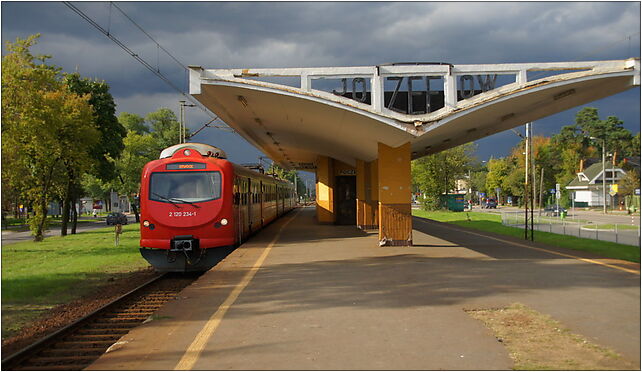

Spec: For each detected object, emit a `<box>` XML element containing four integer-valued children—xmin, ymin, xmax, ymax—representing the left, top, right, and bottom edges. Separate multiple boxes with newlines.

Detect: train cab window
<box><xmin>150</xmin><ymin>171</ymin><xmax>221</xmax><ymax>203</ymax></box>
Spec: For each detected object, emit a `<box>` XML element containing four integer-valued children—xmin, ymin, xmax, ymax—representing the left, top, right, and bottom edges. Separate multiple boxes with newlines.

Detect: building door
<box><xmin>335</xmin><ymin>176</ymin><xmax>356</xmax><ymax>225</ymax></box>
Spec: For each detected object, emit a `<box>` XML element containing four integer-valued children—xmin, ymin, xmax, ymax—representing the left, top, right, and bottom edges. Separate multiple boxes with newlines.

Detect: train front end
<box><xmin>139</xmin><ymin>143</ymin><xmax>234</xmax><ymax>272</ymax></box>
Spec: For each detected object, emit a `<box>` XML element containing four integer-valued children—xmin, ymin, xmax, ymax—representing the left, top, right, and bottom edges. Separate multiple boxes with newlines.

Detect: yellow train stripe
<box><xmin>175</xmin><ymin>209</ymin><xmax>301</xmax><ymax>370</ymax></box>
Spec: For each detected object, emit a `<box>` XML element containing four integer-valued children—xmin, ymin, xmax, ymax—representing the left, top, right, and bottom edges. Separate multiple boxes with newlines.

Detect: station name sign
<box><xmin>333</xmin><ymin>75</ymin><xmax>497</xmax><ymax>115</ymax></box>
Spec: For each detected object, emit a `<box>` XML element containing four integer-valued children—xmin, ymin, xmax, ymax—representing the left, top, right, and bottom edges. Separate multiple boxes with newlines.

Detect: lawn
<box><xmin>1</xmin><ymin>224</ymin><xmax>149</xmax><ymax>338</ymax></box>
<box><xmin>412</xmin><ymin>210</ymin><xmax>640</xmax><ymax>263</ymax></box>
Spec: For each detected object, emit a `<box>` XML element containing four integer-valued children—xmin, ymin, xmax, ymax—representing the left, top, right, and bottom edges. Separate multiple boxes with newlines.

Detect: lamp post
<box><xmin>590</xmin><ymin>136</ymin><xmax>607</xmax><ymax>214</ymax></box>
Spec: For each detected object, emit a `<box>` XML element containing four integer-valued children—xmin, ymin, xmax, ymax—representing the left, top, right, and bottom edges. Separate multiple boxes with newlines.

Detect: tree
<box><xmin>114</xmin><ymin>115</ymin><xmax>161</xmax><ymax>222</ymax></box>
<box><xmin>146</xmin><ymin>108</ymin><xmax>185</xmax><ymax>151</ymax></box>
<box><xmin>485</xmin><ymin>157</ymin><xmax>512</xmax><ymax>201</ymax></box>
<box><xmin>119</xmin><ymin>112</ymin><xmax>149</xmax><ymax>135</ymax></box>
<box><xmin>2</xmin><ymin>35</ymin><xmax>98</xmax><ymax>241</ymax></box>
<box><xmin>412</xmin><ymin>143</ymin><xmax>475</xmax><ymax>210</ymax></box>
<box><xmin>267</xmin><ymin>163</ymin><xmax>306</xmax><ymax>197</ymax></box>
<box><xmin>60</xmin><ymin>74</ymin><xmax>125</xmax><ymax>234</ymax></box>
<box><xmin>619</xmin><ymin>169</ymin><xmax>640</xmax><ymax>197</ymax></box>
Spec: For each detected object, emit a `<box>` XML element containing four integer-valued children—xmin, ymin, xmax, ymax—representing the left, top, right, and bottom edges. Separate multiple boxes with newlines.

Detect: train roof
<box><xmin>159</xmin><ymin>143</ymin><xmax>227</xmax><ymax>159</ymax></box>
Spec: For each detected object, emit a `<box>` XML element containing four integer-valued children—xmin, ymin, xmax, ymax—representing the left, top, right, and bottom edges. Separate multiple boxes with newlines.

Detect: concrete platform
<box><xmin>88</xmin><ymin>206</ymin><xmax>640</xmax><ymax>370</ymax></box>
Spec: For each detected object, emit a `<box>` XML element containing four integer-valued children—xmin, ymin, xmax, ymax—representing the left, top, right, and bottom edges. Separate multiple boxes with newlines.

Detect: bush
<box><xmin>421</xmin><ymin>195</ymin><xmax>443</xmax><ymax>211</ymax></box>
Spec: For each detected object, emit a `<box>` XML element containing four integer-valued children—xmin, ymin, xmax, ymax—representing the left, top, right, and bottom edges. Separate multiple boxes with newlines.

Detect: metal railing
<box><xmin>501</xmin><ymin>211</ymin><xmax>640</xmax><ymax>246</ymax></box>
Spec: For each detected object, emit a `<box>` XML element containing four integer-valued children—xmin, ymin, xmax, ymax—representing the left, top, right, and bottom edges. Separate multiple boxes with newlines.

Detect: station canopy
<box><xmin>189</xmin><ymin>59</ymin><xmax>639</xmax><ymax>169</ymax></box>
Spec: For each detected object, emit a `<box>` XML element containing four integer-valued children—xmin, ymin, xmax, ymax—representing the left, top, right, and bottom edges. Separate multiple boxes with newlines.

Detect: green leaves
<box><xmin>2</xmin><ymin>35</ymin><xmax>99</xmax><ymax>240</ymax></box>
<box><xmin>412</xmin><ymin>143</ymin><xmax>476</xmax><ymax>210</ymax></box>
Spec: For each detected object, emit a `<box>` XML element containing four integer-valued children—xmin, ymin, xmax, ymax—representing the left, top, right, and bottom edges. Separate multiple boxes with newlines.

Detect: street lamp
<box><xmin>590</xmin><ymin>136</ymin><xmax>607</xmax><ymax>214</ymax></box>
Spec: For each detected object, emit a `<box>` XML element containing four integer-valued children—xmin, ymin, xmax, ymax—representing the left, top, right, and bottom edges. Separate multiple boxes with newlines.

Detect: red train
<box><xmin>139</xmin><ymin>143</ymin><xmax>296</xmax><ymax>272</ymax></box>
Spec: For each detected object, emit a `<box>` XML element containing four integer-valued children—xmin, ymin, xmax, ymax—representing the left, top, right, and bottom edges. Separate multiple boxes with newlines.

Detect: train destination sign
<box><xmin>166</xmin><ymin>162</ymin><xmax>207</xmax><ymax>170</ymax></box>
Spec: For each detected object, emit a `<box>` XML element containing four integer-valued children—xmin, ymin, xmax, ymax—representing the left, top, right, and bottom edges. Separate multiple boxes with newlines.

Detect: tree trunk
<box><xmin>34</xmin><ymin>198</ymin><xmax>48</xmax><ymax>242</ymax></box>
<box><xmin>33</xmin><ymin>162</ymin><xmax>57</xmax><ymax>242</ymax></box>
<box><xmin>71</xmin><ymin>199</ymin><xmax>78</xmax><ymax>234</ymax></box>
<box><xmin>130</xmin><ymin>197</ymin><xmax>140</xmax><ymax>223</ymax></box>
<box><xmin>61</xmin><ymin>193</ymin><xmax>70</xmax><ymax>237</ymax></box>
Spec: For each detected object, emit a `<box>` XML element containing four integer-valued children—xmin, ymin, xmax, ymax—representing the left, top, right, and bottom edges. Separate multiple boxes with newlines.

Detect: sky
<box><xmin>2</xmin><ymin>1</ymin><xmax>640</xmax><ymax>180</ymax></box>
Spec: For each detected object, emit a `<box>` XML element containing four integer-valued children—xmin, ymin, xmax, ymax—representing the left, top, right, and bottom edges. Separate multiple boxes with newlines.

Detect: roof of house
<box><xmin>566</xmin><ymin>161</ymin><xmax>624</xmax><ymax>188</ymax></box>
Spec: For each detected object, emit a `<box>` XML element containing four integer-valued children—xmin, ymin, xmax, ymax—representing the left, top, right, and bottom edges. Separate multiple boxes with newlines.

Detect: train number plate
<box><xmin>169</xmin><ymin>211</ymin><xmax>197</xmax><ymax>217</ymax></box>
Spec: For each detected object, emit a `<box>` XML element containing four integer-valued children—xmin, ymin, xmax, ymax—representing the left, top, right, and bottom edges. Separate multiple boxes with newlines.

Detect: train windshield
<box><xmin>149</xmin><ymin>171</ymin><xmax>221</xmax><ymax>203</ymax></box>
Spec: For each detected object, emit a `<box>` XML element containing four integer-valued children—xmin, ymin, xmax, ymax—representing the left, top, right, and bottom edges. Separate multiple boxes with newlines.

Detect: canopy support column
<box><xmin>315</xmin><ymin>155</ymin><xmax>335</xmax><ymax>223</ymax></box>
<box><xmin>377</xmin><ymin>142</ymin><xmax>412</xmax><ymax>246</ymax></box>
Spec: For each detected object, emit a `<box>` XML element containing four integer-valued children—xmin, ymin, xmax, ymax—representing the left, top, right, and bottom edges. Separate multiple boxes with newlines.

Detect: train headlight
<box><xmin>143</xmin><ymin>220</ymin><xmax>150</xmax><ymax>227</ymax></box>
<box><xmin>220</xmin><ymin>218</ymin><xmax>228</xmax><ymax>226</ymax></box>
<box><xmin>183</xmin><ymin>149</ymin><xmax>191</xmax><ymax>156</ymax></box>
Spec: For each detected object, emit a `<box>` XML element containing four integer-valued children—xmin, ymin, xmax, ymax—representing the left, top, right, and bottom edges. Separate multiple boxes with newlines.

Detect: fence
<box><xmin>501</xmin><ymin>211</ymin><xmax>640</xmax><ymax>246</ymax></box>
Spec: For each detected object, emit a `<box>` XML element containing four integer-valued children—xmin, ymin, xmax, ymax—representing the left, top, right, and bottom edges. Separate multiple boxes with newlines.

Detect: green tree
<box><xmin>485</xmin><ymin>157</ymin><xmax>512</xmax><ymax>201</ymax></box>
<box><xmin>146</xmin><ymin>108</ymin><xmax>185</xmax><ymax>151</ymax></box>
<box><xmin>267</xmin><ymin>163</ymin><xmax>305</xmax><ymax>197</ymax></box>
<box><xmin>61</xmin><ymin>74</ymin><xmax>125</xmax><ymax>234</ymax></box>
<box><xmin>114</xmin><ymin>120</ymin><xmax>161</xmax><ymax>222</ymax></box>
<box><xmin>119</xmin><ymin>112</ymin><xmax>149</xmax><ymax>135</ymax></box>
<box><xmin>619</xmin><ymin>169</ymin><xmax>640</xmax><ymax>197</ymax></box>
<box><xmin>2</xmin><ymin>35</ymin><xmax>98</xmax><ymax>241</ymax></box>
<box><xmin>412</xmin><ymin>143</ymin><xmax>475</xmax><ymax>210</ymax></box>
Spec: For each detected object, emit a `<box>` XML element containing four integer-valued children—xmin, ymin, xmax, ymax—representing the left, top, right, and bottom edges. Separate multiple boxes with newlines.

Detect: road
<box><xmin>474</xmin><ymin>205</ymin><xmax>640</xmax><ymax>226</ymax></box>
<box><xmin>1</xmin><ymin>215</ymin><xmax>137</xmax><ymax>245</ymax></box>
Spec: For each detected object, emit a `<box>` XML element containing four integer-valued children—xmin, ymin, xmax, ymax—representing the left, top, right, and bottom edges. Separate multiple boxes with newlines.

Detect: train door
<box><xmin>233</xmin><ymin>177</ymin><xmax>242</xmax><ymax>245</ymax></box>
<box><xmin>247</xmin><ymin>177</ymin><xmax>254</xmax><ymax>235</ymax></box>
<box><xmin>335</xmin><ymin>176</ymin><xmax>356</xmax><ymax>225</ymax></box>
<box><xmin>258</xmin><ymin>181</ymin><xmax>265</xmax><ymax>228</ymax></box>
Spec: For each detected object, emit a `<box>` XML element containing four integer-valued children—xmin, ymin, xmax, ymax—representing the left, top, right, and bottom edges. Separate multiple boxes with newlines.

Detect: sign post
<box><xmin>555</xmin><ymin>183</ymin><xmax>562</xmax><ymax>213</ymax></box>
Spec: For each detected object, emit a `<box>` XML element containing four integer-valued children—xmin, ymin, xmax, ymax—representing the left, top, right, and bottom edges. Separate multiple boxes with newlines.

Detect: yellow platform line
<box><xmin>415</xmin><ymin>218</ymin><xmax>640</xmax><ymax>275</ymax></box>
<box><xmin>175</xmin><ymin>209</ymin><xmax>301</xmax><ymax>370</ymax></box>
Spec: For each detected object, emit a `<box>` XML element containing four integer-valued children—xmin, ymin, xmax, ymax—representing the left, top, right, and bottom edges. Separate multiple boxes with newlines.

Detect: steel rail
<box><xmin>1</xmin><ymin>273</ymin><xmax>167</xmax><ymax>369</ymax></box>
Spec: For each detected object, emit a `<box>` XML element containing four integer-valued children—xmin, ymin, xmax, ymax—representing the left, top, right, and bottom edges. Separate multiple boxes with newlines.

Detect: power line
<box><xmin>62</xmin><ymin>1</ymin><xmax>235</xmax><ymax>134</ymax></box>
<box><xmin>110</xmin><ymin>2</ymin><xmax>185</xmax><ymax>72</ymax></box>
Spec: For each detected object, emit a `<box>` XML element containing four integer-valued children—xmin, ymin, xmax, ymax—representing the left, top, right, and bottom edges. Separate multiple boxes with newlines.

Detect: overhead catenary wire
<box><xmin>62</xmin><ymin>1</ymin><xmax>235</xmax><ymax>135</ymax></box>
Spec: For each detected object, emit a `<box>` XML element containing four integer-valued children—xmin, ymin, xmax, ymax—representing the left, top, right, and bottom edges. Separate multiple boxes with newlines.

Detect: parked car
<box><xmin>106</xmin><ymin>212</ymin><xmax>128</xmax><ymax>225</ymax></box>
<box><xmin>484</xmin><ymin>199</ymin><xmax>497</xmax><ymax>209</ymax></box>
<box><xmin>544</xmin><ymin>206</ymin><xmax>567</xmax><ymax>217</ymax></box>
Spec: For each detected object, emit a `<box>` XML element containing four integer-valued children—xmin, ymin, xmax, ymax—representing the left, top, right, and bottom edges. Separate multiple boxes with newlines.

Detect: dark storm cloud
<box><xmin>2</xmin><ymin>1</ymin><xmax>640</xmax><ymax>164</ymax></box>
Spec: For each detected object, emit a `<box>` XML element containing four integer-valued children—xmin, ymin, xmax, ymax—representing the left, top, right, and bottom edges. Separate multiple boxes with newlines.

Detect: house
<box><xmin>565</xmin><ymin>161</ymin><xmax>626</xmax><ymax>207</ymax></box>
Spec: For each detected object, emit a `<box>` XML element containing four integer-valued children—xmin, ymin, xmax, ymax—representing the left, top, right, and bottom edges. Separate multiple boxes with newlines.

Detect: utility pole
<box><xmin>524</xmin><ymin>122</ymin><xmax>532</xmax><ymax>240</ymax></box>
<box><xmin>590</xmin><ymin>137</ymin><xmax>607</xmax><ymax>214</ymax></box>
<box><xmin>179</xmin><ymin>100</ymin><xmax>196</xmax><ymax>143</ymax></box>
<box><xmin>589</xmin><ymin>137</ymin><xmax>607</xmax><ymax>214</ymax></box>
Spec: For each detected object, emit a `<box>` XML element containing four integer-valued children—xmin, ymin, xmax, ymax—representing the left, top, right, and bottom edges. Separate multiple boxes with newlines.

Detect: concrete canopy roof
<box><xmin>189</xmin><ymin>59</ymin><xmax>639</xmax><ymax>170</ymax></box>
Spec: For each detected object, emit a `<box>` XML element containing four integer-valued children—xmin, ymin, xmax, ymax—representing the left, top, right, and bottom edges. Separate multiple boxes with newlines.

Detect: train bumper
<box><xmin>140</xmin><ymin>246</ymin><xmax>234</xmax><ymax>272</ymax></box>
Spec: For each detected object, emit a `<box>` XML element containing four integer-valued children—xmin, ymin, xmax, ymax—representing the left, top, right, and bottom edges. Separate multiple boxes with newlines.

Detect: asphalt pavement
<box><xmin>88</xmin><ymin>207</ymin><xmax>639</xmax><ymax>370</ymax></box>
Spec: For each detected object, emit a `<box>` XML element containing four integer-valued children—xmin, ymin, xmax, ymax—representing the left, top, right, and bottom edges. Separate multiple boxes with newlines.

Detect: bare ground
<box><xmin>2</xmin><ymin>267</ymin><xmax>159</xmax><ymax>358</ymax></box>
<box><xmin>466</xmin><ymin>303</ymin><xmax>638</xmax><ymax>370</ymax></box>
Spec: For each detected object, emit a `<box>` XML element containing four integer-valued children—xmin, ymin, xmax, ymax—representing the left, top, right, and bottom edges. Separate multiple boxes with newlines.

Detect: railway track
<box><xmin>2</xmin><ymin>272</ymin><xmax>202</xmax><ymax>371</ymax></box>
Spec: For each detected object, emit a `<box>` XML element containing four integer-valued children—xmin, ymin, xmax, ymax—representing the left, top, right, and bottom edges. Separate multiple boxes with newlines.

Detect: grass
<box><xmin>2</xmin><ymin>216</ymin><xmax>102</xmax><ymax>230</ymax></box>
<box><xmin>412</xmin><ymin>210</ymin><xmax>640</xmax><ymax>263</ymax></box>
<box><xmin>1</xmin><ymin>224</ymin><xmax>149</xmax><ymax>338</ymax></box>
<box><xmin>581</xmin><ymin>224</ymin><xmax>638</xmax><ymax>230</ymax></box>
<box><xmin>466</xmin><ymin>303</ymin><xmax>635</xmax><ymax>370</ymax></box>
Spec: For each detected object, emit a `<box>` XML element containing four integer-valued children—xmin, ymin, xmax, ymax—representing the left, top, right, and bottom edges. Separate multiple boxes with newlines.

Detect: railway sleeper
<box><xmin>65</xmin><ymin>334</ymin><xmax>122</xmax><ymax>341</ymax></box>
<box><xmin>53</xmin><ymin>340</ymin><xmax>116</xmax><ymax>348</ymax></box>
<box><xmin>26</xmin><ymin>355</ymin><xmax>98</xmax><ymax>364</ymax></box>
<box><xmin>103</xmin><ymin>316</ymin><xmax>149</xmax><ymax>321</ymax></box>
<box><xmin>40</xmin><ymin>347</ymin><xmax>105</xmax><ymax>357</ymax></box>
<box><xmin>91</xmin><ymin>321</ymin><xmax>141</xmax><ymax>327</ymax></box>
<box><xmin>125</xmin><ymin>305</ymin><xmax>163</xmax><ymax>311</ymax></box>
<box><xmin>17</xmin><ymin>364</ymin><xmax>87</xmax><ymax>370</ymax></box>
<box><xmin>105</xmin><ymin>310</ymin><xmax>156</xmax><ymax>315</ymax></box>
<box><xmin>75</xmin><ymin>328</ymin><xmax>129</xmax><ymax>335</ymax></box>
